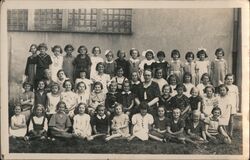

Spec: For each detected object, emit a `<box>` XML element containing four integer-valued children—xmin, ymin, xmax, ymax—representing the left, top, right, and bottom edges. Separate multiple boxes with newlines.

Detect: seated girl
<box><xmin>9</xmin><ymin>105</ymin><xmax>27</xmax><ymax>140</ymax></box>
<box><xmin>105</xmin><ymin>103</ymin><xmax>130</xmax><ymax>141</ymax></box>
<box><xmin>48</xmin><ymin>101</ymin><xmax>73</xmax><ymax>139</ymax></box>
<box><xmin>204</xmin><ymin>107</ymin><xmax>231</xmax><ymax>144</ymax></box>
<box><xmin>27</xmin><ymin>104</ymin><xmax>48</xmax><ymax>140</ymax></box>
<box><xmin>149</xmin><ymin>106</ymin><xmax>168</xmax><ymax>142</ymax></box>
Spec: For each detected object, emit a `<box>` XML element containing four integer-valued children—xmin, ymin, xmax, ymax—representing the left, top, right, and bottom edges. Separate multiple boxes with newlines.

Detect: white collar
<box><xmin>130</xmin><ymin>58</ymin><xmax>140</xmax><ymax>63</ymax></box>
<box><xmin>97</xmin><ymin>114</ymin><xmax>106</xmax><ymax>119</ymax></box>
<box><xmin>122</xmin><ymin>91</ymin><xmax>131</xmax><ymax>95</ymax></box>
<box><xmin>171</xmin><ymin>59</ymin><xmax>180</xmax><ymax>63</ymax></box>
<box><xmin>131</xmin><ymin>81</ymin><xmax>140</xmax><ymax>85</ymax></box>
<box><xmin>215</xmin><ymin>58</ymin><xmax>224</xmax><ymax>61</ymax></box>
<box><xmin>105</xmin><ymin>60</ymin><xmax>114</xmax><ymax>64</ymax></box>
<box><xmin>143</xmin><ymin>80</ymin><xmax>152</xmax><ymax>88</ymax></box>
<box><xmin>156</xmin><ymin>60</ymin><xmax>165</xmax><ymax>63</ymax></box>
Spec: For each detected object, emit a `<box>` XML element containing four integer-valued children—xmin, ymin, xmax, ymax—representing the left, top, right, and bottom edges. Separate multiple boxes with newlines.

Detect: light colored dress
<box><xmin>211</xmin><ymin>58</ymin><xmax>227</xmax><ymax>87</ymax></box>
<box><xmin>90</xmin><ymin>56</ymin><xmax>104</xmax><ymax>79</ymax></box>
<box><xmin>56</xmin><ymin>77</ymin><xmax>69</xmax><ymax>93</ymax></box>
<box><xmin>75</xmin><ymin>78</ymin><xmax>93</xmax><ymax>96</ymax></box>
<box><xmin>196</xmin><ymin>60</ymin><xmax>210</xmax><ymax>83</ymax></box>
<box><xmin>153</xmin><ymin>78</ymin><xmax>168</xmax><ymax>93</ymax></box>
<box><xmin>202</xmin><ymin>95</ymin><xmax>219</xmax><ymax>118</ymax></box>
<box><xmin>51</xmin><ymin>55</ymin><xmax>63</xmax><ymax>81</ymax></box>
<box><xmin>76</xmin><ymin>91</ymin><xmax>90</xmax><ymax>106</ymax></box>
<box><xmin>9</xmin><ymin>114</ymin><xmax>27</xmax><ymax>137</ymax></box>
<box><xmin>217</xmin><ymin>95</ymin><xmax>233</xmax><ymax>126</ymax></box>
<box><xmin>170</xmin><ymin>60</ymin><xmax>183</xmax><ymax>81</ymax></box>
<box><xmin>183</xmin><ymin>61</ymin><xmax>198</xmax><ymax>85</ymax></box>
<box><xmin>170</xmin><ymin>84</ymin><xmax>177</xmax><ymax>97</ymax></box>
<box><xmin>226</xmin><ymin>84</ymin><xmax>239</xmax><ymax>113</ymax></box>
<box><xmin>89</xmin><ymin>91</ymin><xmax>106</xmax><ymax>111</ymax></box>
<box><xmin>61</xmin><ymin>91</ymin><xmax>77</xmax><ymax>116</ymax></box>
<box><xmin>183</xmin><ymin>83</ymin><xmax>195</xmax><ymax>97</ymax></box>
<box><xmin>73</xmin><ymin>114</ymin><xmax>92</xmax><ymax>138</ymax></box>
<box><xmin>111</xmin><ymin>113</ymin><xmax>130</xmax><ymax>137</ymax></box>
<box><xmin>129</xmin><ymin>58</ymin><xmax>140</xmax><ymax>75</ymax></box>
<box><xmin>132</xmin><ymin>113</ymin><xmax>154</xmax><ymax>141</ymax></box>
<box><xmin>139</xmin><ymin>59</ymin><xmax>155</xmax><ymax>81</ymax></box>
<box><xmin>47</xmin><ymin>93</ymin><xmax>61</xmax><ymax>115</ymax></box>
<box><xmin>19</xmin><ymin>91</ymin><xmax>34</xmax><ymax>122</ymax></box>
<box><xmin>91</xmin><ymin>73</ymin><xmax>110</xmax><ymax>93</ymax></box>
<box><xmin>196</xmin><ymin>83</ymin><xmax>211</xmax><ymax>96</ymax></box>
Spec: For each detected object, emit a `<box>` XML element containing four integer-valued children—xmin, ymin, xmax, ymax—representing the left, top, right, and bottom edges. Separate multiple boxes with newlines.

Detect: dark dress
<box><xmin>34</xmin><ymin>91</ymin><xmax>48</xmax><ymax>112</ymax></box>
<box><xmin>25</xmin><ymin>54</ymin><xmax>37</xmax><ymax>86</ymax></box>
<box><xmin>130</xmin><ymin>81</ymin><xmax>141</xmax><ymax>94</ymax></box>
<box><xmin>34</xmin><ymin>54</ymin><xmax>52</xmax><ymax>84</ymax></box>
<box><xmin>117</xmin><ymin>91</ymin><xmax>136</xmax><ymax>113</ymax></box>
<box><xmin>170</xmin><ymin>94</ymin><xmax>190</xmax><ymax>119</ymax></box>
<box><xmin>73</xmin><ymin>54</ymin><xmax>92</xmax><ymax>80</ymax></box>
<box><xmin>158</xmin><ymin>95</ymin><xmax>172</xmax><ymax>118</ymax></box>
<box><xmin>135</xmin><ymin>81</ymin><xmax>161</xmax><ymax>115</ymax></box>
<box><xmin>152</xmin><ymin>61</ymin><xmax>170</xmax><ymax>79</ymax></box>
<box><xmin>189</xmin><ymin>96</ymin><xmax>203</xmax><ymax>111</ymax></box>
<box><xmin>115</xmin><ymin>58</ymin><xmax>130</xmax><ymax>78</ymax></box>
<box><xmin>91</xmin><ymin>115</ymin><xmax>110</xmax><ymax>134</ymax></box>
<box><xmin>105</xmin><ymin>92</ymin><xmax>119</xmax><ymax>115</ymax></box>
<box><xmin>185</xmin><ymin>120</ymin><xmax>205</xmax><ymax>137</ymax></box>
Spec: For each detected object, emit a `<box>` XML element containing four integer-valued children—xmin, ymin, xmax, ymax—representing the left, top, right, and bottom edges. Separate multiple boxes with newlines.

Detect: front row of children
<box><xmin>9</xmin><ymin>100</ymin><xmax>231</xmax><ymax>145</ymax></box>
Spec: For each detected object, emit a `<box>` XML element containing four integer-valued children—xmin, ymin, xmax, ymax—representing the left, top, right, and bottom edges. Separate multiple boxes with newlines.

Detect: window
<box><xmin>7</xmin><ymin>9</ymin><xmax>132</xmax><ymax>34</ymax></box>
<box><xmin>7</xmin><ymin>9</ymin><xmax>28</xmax><ymax>31</ymax></box>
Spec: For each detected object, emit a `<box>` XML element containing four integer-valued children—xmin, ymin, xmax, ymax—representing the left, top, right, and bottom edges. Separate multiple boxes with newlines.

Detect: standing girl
<box><xmin>167</xmin><ymin>74</ymin><xmax>179</xmax><ymax>97</ymax></box>
<box><xmin>46</xmin><ymin>83</ymin><xmax>61</xmax><ymax>118</ymax></box>
<box><xmin>111</xmin><ymin>66</ymin><xmax>128</xmax><ymax>93</ymax></box>
<box><xmin>152</xmin><ymin>68</ymin><xmax>168</xmax><ymax>94</ymax></box>
<box><xmin>139</xmin><ymin>49</ymin><xmax>155</xmax><ymax>81</ymax></box>
<box><xmin>115</xmin><ymin>50</ymin><xmax>130</xmax><ymax>78</ymax></box>
<box><xmin>105</xmin><ymin>81</ymin><xmax>119</xmax><ymax>116</ymax></box>
<box><xmin>20</xmin><ymin>82</ymin><xmax>34</xmax><ymax>122</ymax></box>
<box><xmin>91</xmin><ymin>62</ymin><xmax>110</xmax><ymax>94</ymax></box>
<box><xmin>9</xmin><ymin>105</ymin><xmax>27</xmax><ymax>139</ymax></box>
<box><xmin>128</xmin><ymin>48</ymin><xmax>140</xmax><ymax>76</ymax></box>
<box><xmin>158</xmin><ymin>84</ymin><xmax>172</xmax><ymax>118</ymax></box>
<box><xmin>25</xmin><ymin>44</ymin><xmax>38</xmax><ymax>86</ymax></box>
<box><xmin>76</xmin><ymin>82</ymin><xmax>90</xmax><ymax>106</ymax></box>
<box><xmin>73</xmin><ymin>45</ymin><xmax>92</xmax><ymax>80</ymax></box>
<box><xmin>73</xmin><ymin>103</ymin><xmax>92</xmax><ymax>140</ymax></box>
<box><xmin>60</xmin><ymin>80</ymin><xmax>77</xmax><ymax>118</ymax></box>
<box><xmin>201</xmin><ymin>86</ymin><xmax>218</xmax><ymax>120</ymax></box>
<box><xmin>196</xmin><ymin>49</ymin><xmax>210</xmax><ymax>84</ymax></box>
<box><xmin>63</xmin><ymin>44</ymin><xmax>75</xmax><ymax>81</ymax></box>
<box><xmin>224</xmin><ymin>74</ymin><xmax>239</xmax><ymax>136</ymax></box>
<box><xmin>152</xmin><ymin>51</ymin><xmax>170</xmax><ymax>79</ymax></box>
<box><xmin>89</xmin><ymin>82</ymin><xmax>106</xmax><ymax>116</ymax></box>
<box><xmin>34</xmin><ymin>80</ymin><xmax>48</xmax><ymax>112</ymax></box>
<box><xmin>50</xmin><ymin>45</ymin><xmax>63</xmax><ymax>81</ymax></box>
<box><xmin>196</xmin><ymin>73</ymin><xmax>212</xmax><ymax>96</ymax></box>
<box><xmin>217</xmin><ymin>84</ymin><xmax>235</xmax><ymax>137</ymax></box>
<box><xmin>103</xmin><ymin>50</ymin><xmax>117</xmax><ymax>78</ymax></box>
<box><xmin>34</xmin><ymin>43</ymin><xmax>52</xmax><ymax>87</ymax></box>
<box><xmin>130</xmin><ymin>71</ymin><xmax>141</xmax><ymax>94</ymax></box>
<box><xmin>183</xmin><ymin>72</ymin><xmax>195</xmax><ymax>97</ymax></box>
<box><xmin>169</xmin><ymin>49</ymin><xmax>183</xmax><ymax>81</ymax></box>
<box><xmin>105</xmin><ymin>103</ymin><xmax>130</xmax><ymax>141</ymax></box>
<box><xmin>90</xmin><ymin>46</ymin><xmax>104</xmax><ymax>79</ymax></box>
<box><xmin>183</xmin><ymin>52</ymin><xmax>198</xmax><ymax>85</ymax></box>
<box><xmin>211</xmin><ymin>48</ymin><xmax>227</xmax><ymax>87</ymax></box>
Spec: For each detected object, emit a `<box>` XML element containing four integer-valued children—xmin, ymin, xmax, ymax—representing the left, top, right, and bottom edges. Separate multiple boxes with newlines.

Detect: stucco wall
<box><xmin>8</xmin><ymin>8</ymin><xmax>234</xmax><ymax>83</ymax></box>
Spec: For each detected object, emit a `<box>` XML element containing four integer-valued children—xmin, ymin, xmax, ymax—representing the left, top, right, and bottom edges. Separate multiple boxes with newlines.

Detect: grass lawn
<box><xmin>9</xmin><ymin>127</ymin><xmax>242</xmax><ymax>155</ymax></box>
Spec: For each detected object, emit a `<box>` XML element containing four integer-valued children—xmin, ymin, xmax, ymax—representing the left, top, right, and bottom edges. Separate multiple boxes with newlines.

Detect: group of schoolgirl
<box><xmin>9</xmin><ymin>43</ymin><xmax>238</xmax><ymax>145</ymax></box>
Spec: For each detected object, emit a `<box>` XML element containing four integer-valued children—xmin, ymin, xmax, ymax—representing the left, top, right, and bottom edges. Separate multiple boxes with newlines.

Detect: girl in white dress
<box><xmin>61</xmin><ymin>80</ymin><xmax>77</xmax><ymax>118</ymax></box>
<box><xmin>56</xmin><ymin>70</ymin><xmax>69</xmax><ymax>93</ymax></box>
<box><xmin>75</xmin><ymin>70</ymin><xmax>93</xmax><ymax>95</ymax></box>
<box><xmin>153</xmin><ymin>68</ymin><xmax>168</xmax><ymax>94</ymax></box>
<box><xmin>224</xmin><ymin>74</ymin><xmax>239</xmax><ymax>136</ymax></box>
<box><xmin>196</xmin><ymin>73</ymin><xmax>212</xmax><ymax>97</ymax></box>
<box><xmin>128</xmin><ymin>102</ymin><xmax>154</xmax><ymax>141</ymax></box>
<box><xmin>139</xmin><ymin>49</ymin><xmax>155</xmax><ymax>81</ymax></box>
<box><xmin>9</xmin><ymin>105</ymin><xmax>27</xmax><ymax>138</ymax></box>
<box><xmin>76</xmin><ymin>81</ymin><xmax>90</xmax><ymax>106</ymax></box>
<box><xmin>91</xmin><ymin>62</ymin><xmax>110</xmax><ymax>94</ymax></box>
<box><xmin>47</xmin><ymin>83</ymin><xmax>61</xmax><ymax>118</ymax></box>
<box><xmin>105</xmin><ymin>103</ymin><xmax>130</xmax><ymax>141</ymax></box>
<box><xmin>51</xmin><ymin>45</ymin><xmax>63</xmax><ymax>81</ymax></box>
<box><xmin>90</xmin><ymin>46</ymin><xmax>104</xmax><ymax>79</ymax></box>
<box><xmin>196</xmin><ymin>49</ymin><xmax>210</xmax><ymax>84</ymax></box>
<box><xmin>183</xmin><ymin>72</ymin><xmax>195</xmax><ymax>97</ymax></box>
<box><xmin>73</xmin><ymin>103</ymin><xmax>92</xmax><ymax>140</ymax></box>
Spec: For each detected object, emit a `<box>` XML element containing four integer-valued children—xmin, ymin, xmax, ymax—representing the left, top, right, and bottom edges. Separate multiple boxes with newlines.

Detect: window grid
<box><xmin>7</xmin><ymin>9</ymin><xmax>28</xmax><ymax>31</ymax></box>
<box><xmin>68</xmin><ymin>9</ymin><xmax>97</xmax><ymax>32</ymax></box>
<box><xmin>34</xmin><ymin>9</ymin><xmax>63</xmax><ymax>31</ymax></box>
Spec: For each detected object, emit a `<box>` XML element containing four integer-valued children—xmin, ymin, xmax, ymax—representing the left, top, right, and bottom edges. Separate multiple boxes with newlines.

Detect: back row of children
<box><xmin>25</xmin><ymin>43</ymin><xmax>227</xmax><ymax>90</ymax></box>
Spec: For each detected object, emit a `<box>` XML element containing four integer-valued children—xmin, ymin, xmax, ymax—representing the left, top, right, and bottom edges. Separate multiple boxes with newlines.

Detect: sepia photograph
<box><xmin>1</xmin><ymin>0</ymin><xmax>249</xmax><ymax>160</ymax></box>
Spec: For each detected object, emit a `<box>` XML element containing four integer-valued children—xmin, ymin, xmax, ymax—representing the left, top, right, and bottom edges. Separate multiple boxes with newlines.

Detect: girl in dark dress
<box><xmin>25</xmin><ymin>44</ymin><xmax>38</xmax><ymax>87</ymax></box>
<box><xmin>73</xmin><ymin>45</ymin><xmax>92</xmax><ymax>81</ymax></box>
<box><xmin>115</xmin><ymin>50</ymin><xmax>130</xmax><ymax>78</ymax></box>
<box><xmin>34</xmin><ymin>43</ymin><xmax>52</xmax><ymax>88</ymax></box>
